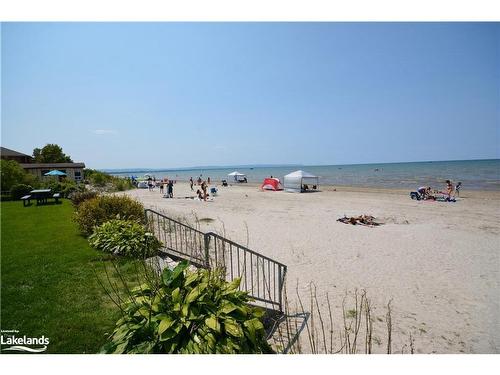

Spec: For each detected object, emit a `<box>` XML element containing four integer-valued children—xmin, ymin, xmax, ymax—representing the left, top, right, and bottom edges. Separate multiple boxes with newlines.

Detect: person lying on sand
<box><xmin>337</xmin><ymin>215</ymin><xmax>382</xmax><ymax>226</ymax></box>
<box><xmin>417</xmin><ymin>186</ymin><xmax>435</xmax><ymax>200</ymax></box>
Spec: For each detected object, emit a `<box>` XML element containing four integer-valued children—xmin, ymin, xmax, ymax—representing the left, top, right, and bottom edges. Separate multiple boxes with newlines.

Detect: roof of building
<box><xmin>1</xmin><ymin>146</ymin><xmax>32</xmax><ymax>158</ymax></box>
<box><xmin>20</xmin><ymin>162</ymin><xmax>86</xmax><ymax>169</ymax></box>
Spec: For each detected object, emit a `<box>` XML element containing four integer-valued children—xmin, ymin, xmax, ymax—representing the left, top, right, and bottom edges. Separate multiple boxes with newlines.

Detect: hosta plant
<box><xmin>100</xmin><ymin>261</ymin><xmax>273</xmax><ymax>354</ymax></box>
<box><xmin>89</xmin><ymin>219</ymin><xmax>161</xmax><ymax>258</ymax></box>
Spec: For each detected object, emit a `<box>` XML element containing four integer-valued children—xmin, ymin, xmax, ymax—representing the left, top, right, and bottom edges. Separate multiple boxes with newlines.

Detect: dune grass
<box><xmin>0</xmin><ymin>200</ymin><xmax>138</xmax><ymax>353</ymax></box>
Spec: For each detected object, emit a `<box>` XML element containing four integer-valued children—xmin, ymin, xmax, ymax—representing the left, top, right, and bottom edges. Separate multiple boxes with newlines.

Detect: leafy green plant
<box><xmin>101</xmin><ymin>261</ymin><xmax>273</xmax><ymax>354</ymax></box>
<box><xmin>10</xmin><ymin>184</ymin><xmax>33</xmax><ymax>200</ymax></box>
<box><xmin>74</xmin><ymin>195</ymin><xmax>145</xmax><ymax>236</ymax></box>
<box><xmin>70</xmin><ymin>190</ymin><xmax>99</xmax><ymax>207</ymax></box>
<box><xmin>89</xmin><ymin>219</ymin><xmax>161</xmax><ymax>258</ymax></box>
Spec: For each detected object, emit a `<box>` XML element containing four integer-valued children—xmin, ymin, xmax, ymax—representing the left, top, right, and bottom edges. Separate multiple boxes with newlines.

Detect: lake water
<box><xmin>105</xmin><ymin>159</ymin><xmax>500</xmax><ymax>191</ymax></box>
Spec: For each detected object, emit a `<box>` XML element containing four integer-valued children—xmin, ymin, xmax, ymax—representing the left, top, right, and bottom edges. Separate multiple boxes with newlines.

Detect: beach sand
<box><xmin>121</xmin><ymin>183</ymin><xmax>500</xmax><ymax>353</ymax></box>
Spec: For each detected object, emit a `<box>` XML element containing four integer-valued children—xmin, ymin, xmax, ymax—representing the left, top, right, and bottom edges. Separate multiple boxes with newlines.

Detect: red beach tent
<box><xmin>261</xmin><ymin>178</ymin><xmax>283</xmax><ymax>191</ymax></box>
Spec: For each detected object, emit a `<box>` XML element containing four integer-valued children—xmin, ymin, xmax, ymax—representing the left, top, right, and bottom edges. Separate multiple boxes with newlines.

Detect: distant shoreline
<box><xmin>103</xmin><ymin>159</ymin><xmax>500</xmax><ymax>191</ymax></box>
<box><xmin>101</xmin><ymin>158</ymin><xmax>500</xmax><ymax>174</ymax></box>
<box><xmin>134</xmin><ymin>180</ymin><xmax>500</xmax><ymax>199</ymax></box>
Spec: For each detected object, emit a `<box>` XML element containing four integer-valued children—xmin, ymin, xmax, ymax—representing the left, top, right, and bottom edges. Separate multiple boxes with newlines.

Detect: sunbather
<box><xmin>417</xmin><ymin>186</ymin><xmax>434</xmax><ymax>200</ymax></box>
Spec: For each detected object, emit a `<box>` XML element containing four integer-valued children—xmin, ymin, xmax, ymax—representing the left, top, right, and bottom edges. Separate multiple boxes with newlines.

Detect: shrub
<box><xmin>10</xmin><ymin>184</ymin><xmax>33</xmax><ymax>200</ymax></box>
<box><xmin>113</xmin><ymin>178</ymin><xmax>134</xmax><ymax>192</ymax></box>
<box><xmin>43</xmin><ymin>179</ymin><xmax>83</xmax><ymax>198</ymax></box>
<box><xmin>86</xmin><ymin>170</ymin><xmax>112</xmax><ymax>187</ymax></box>
<box><xmin>0</xmin><ymin>160</ymin><xmax>41</xmax><ymax>191</ymax></box>
<box><xmin>70</xmin><ymin>190</ymin><xmax>99</xmax><ymax>207</ymax></box>
<box><xmin>101</xmin><ymin>261</ymin><xmax>273</xmax><ymax>354</ymax></box>
<box><xmin>1</xmin><ymin>160</ymin><xmax>26</xmax><ymax>191</ymax></box>
<box><xmin>74</xmin><ymin>195</ymin><xmax>145</xmax><ymax>236</ymax></box>
<box><xmin>89</xmin><ymin>219</ymin><xmax>161</xmax><ymax>258</ymax></box>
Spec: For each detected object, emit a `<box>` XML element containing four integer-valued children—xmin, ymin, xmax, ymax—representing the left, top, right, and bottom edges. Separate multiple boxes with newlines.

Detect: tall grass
<box><xmin>269</xmin><ymin>282</ymin><xmax>415</xmax><ymax>354</ymax></box>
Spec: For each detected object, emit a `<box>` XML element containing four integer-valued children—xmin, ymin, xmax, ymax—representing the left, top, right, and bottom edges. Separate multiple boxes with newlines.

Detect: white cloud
<box><xmin>92</xmin><ymin>129</ymin><xmax>117</xmax><ymax>135</ymax></box>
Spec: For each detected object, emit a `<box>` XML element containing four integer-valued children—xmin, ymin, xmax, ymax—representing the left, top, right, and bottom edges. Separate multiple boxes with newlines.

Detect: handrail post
<box><xmin>278</xmin><ymin>266</ymin><xmax>283</xmax><ymax>312</ymax></box>
<box><xmin>204</xmin><ymin>233</ymin><xmax>211</xmax><ymax>269</ymax></box>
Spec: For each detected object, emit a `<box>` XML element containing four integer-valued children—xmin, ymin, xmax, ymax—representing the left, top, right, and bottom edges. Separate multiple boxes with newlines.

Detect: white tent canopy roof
<box><xmin>283</xmin><ymin>170</ymin><xmax>319</xmax><ymax>192</ymax></box>
<box><xmin>284</xmin><ymin>170</ymin><xmax>318</xmax><ymax>178</ymax></box>
<box><xmin>228</xmin><ymin>171</ymin><xmax>246</xmax><ymax>176</ymax></box>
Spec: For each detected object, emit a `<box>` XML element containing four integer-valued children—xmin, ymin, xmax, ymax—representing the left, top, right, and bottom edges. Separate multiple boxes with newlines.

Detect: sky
<box><xmin>1</xmin><ymin>22</ymin><xmax>499</xmax><ymax>169</ymax></box>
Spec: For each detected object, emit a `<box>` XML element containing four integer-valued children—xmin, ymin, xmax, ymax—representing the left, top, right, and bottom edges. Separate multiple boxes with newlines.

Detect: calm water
<box><xmin>106</xmin><ymin>159</ymin><xmax>500</xmax><ymax>191</ymax></box>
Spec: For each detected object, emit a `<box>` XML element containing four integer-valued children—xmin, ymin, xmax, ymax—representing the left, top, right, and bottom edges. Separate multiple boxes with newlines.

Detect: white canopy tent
<box><xmin>283</xmin><ymin>170</ymin><xmax>319</xmax><ymax>192</ymax></box>
<box><xmin>227</xmin><ymin>171</ymin><xmax>247</xmax><ymax>183</ymax></box>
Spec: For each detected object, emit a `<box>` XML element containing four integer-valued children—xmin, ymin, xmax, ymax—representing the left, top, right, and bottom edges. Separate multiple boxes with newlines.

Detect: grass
<box><xmin>0</xmin><ymin>200</ymin><xmax>138</xmax><ymax>353</ymax></box>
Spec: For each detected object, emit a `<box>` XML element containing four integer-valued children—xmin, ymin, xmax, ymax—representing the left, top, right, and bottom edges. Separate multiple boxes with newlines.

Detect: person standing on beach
<box><xmin>445</xmin><ymin>180</ymin><xmax>454</xmax><ymax>200</ymax></box>
<box><xmin>167</xmin><ymin>180</ymin><xmax>174</xmax><ymax>198</ymax></box>
<box><xmin>201</xmin><ymin>180</ymin><xmax>208</xmax><ymax>201</ymax></box>
<box><xmin>189</xmin><ymin>177</ymin><xmax>194</xmax><ymax>191</ymax></box>
<box><xmin>207</xmin><ymin>177</ymin><xmax>211</xmax><ymax>185</ymax></box>
<box><xmin>159</xmin><ymin>180</ymin><xmax>164</xmax><ymax>194</ymax></box>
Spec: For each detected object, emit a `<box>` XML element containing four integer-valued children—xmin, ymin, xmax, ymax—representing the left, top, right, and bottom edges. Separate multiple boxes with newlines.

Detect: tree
<box><xmin>32</xmin><ymin>144</ymin><xmax>73</xmax><ymax>163</ymax></box>
<box><xmin>0</xmin><ymin>159</ymin><xmax>39</xmax><ymax>191</ymax></box>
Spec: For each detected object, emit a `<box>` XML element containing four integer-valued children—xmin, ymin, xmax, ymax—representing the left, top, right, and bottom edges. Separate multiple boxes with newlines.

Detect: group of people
<box><xmin>189</xmin><ymin>176</ymin><xmax>211</xmax><ymax>201</ymax></box>
<box><xmin>147</xmin><ymin>176</ymin><xmax>175</xmax><ymax>198</ymax></box>
<box><xmin>416</xmin><ymin>180</ymin><xmax>462</xmax><ymax>201</ymax></box>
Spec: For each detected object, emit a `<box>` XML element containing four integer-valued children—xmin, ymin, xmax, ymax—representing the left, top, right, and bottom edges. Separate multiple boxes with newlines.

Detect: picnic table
<box><xmin>30</xmin><ymin>189</ymin><xmax>53</xmax><ymax>205</ymax></box>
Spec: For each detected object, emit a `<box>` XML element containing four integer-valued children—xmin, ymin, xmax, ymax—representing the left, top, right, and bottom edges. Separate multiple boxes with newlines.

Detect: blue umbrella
<box><xmin>44</xmin><ymin>170</ymin><xmax>66</xmax><ymax>176</ymax></box>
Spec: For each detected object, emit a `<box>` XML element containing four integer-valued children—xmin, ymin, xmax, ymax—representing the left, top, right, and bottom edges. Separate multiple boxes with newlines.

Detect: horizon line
<box><xmin>98</xmin><ymin>157</ymin><xmax>499</xmax><ymax>173</ymax></box>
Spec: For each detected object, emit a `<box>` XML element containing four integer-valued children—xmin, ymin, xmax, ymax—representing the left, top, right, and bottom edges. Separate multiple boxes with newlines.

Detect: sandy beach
<box><xmin>121</xmin><ymin>183</ymin><xmax>500</xmax><ymax>353</ymax></box>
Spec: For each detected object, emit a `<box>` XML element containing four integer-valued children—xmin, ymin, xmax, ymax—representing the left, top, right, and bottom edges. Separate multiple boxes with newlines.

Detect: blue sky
<box><xmin>1</xmin><ymin>22</ymin><xmax>499</xmax><ymax>169</ymax></box>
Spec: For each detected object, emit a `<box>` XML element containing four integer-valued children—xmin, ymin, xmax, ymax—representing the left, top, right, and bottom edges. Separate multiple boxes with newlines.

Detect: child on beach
<box><xmin>189</xmin><ymin>177</ymin><xmax>194</xmax><ymax>191</ymax></box>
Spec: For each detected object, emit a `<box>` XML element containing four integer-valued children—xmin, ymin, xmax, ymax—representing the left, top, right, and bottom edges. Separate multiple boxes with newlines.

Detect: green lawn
<box><xmin>1</xmin><ymin>200</ymin><xmax>138</xmax><ymax>353</ymax></box>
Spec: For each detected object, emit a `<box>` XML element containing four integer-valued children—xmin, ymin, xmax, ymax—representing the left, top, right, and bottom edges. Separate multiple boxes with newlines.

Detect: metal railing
<box><xmin>144</xmin><ymin>209</ymin><xmax>207</xmax><ymax>268</ymax></box>
<box><xmin>144</xmin><ymin>208</ymin><xmax>287</xmax><ymax>312</ymax></box>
